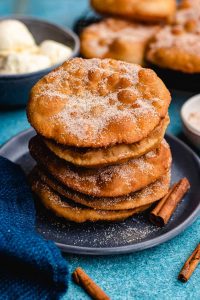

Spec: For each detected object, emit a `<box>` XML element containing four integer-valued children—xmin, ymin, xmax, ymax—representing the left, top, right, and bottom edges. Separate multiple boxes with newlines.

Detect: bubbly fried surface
<box><xmin>147</xmin><ymin>1</ymin><xmax>200</xmax><ymax>73</ymax></box>
<box><xmin>34</xmin><ymin>167</ymin><xmax>171</xmax><ymax>211</ymax></box>
<box><xmin>29</xmin><ymin>136</ymin><xmax>172</xmax><ymax>197</ymax></box>
<box><xmin>27</xmin><ymin>58</ymin><xmax>171</xmax><ymax>147</ymax></box>
<box><xmin>30</xmin><ymin>176</ymin><xmax>151</xmax><ymax>223</ymax></box>
<box><xmin>175</xmin><ymin>0</ymin><xmax>200</xmax><ymax>29</ymax></box>
<box><xmin>91</xmin><ymin>0</ymin><xmax>176</xmax><ymax>23</ymax></box>
<box><xmin>44</xmin><ymin>114</ymin><xmax>169</xmax><ymax>168</ymax></box>
<box><xmin>80</xmin><ymin>18</ymin><xmax>160</xmax><ymax>65</ymax></box>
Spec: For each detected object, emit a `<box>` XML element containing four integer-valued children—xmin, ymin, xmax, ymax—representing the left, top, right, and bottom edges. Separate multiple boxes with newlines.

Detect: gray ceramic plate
<box><xmin>0</xmin><ymin>129</ymin><xmax>200</xmax><ymax>255</ymax></box>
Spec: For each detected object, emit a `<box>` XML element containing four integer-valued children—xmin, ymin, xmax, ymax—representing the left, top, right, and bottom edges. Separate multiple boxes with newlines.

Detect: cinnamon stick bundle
<box><xmin>178</xmin><ymin>243</ymin><xmax>200</xmax><ymax>282</ymax></box>
<box><xmin>149</xmin><ymin>178</ymin><xmax>190</xmax><ymax>227</ymax></box>
<box><xmin>73</xmin><ymin>267</ymin><xmax>110</xmax><ymax>300</ymax></box>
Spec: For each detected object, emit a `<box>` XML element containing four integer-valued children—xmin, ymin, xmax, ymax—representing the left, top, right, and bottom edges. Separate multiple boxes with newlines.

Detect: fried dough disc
<box><xmin>176</xmin><ymin>0</ymin><xmax>200</xmax><ymax>27</ymax></box>
<box><xmin>91</xmin><ymin>0</ymin><xmax>176</xmax><ymax>23</ymax></box>
<box><xmin>34</xmin><ymin>167</ymin><xmax>171</xmax><ymax>211</ymax></box>
<box><xmin>27</xmin><ymin>58</ymin><xmax>171</xmax><ymax>147</ymax></box>
<box><xmin>44</xmin><ymin>114</ymin><xmax>169</xmax><ymax>168</ymax></box>
<box><xmin>147</xmin><ymin>0</ymin><xmax>200</xmax><ymax>75</ymax></box>
<box><xmin>80</xmin><ymin>18</ymin><xmax>160</xmax><ymax>65</ymax></box>
<box><xmin>29</xmin><ymin>136</ymin><xmax>172</xmax><ymax>197</ymax></box>
<box><xmin>30</xmin><ymin>177</ymin><xmax>151</xmax><ymax>223</ymax></box>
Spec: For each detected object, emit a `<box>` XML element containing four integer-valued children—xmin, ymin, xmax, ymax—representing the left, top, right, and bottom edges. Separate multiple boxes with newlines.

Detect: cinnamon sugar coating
<box><xmin>44</xmin><ymin>114</ymin><xmax>169</xmax><ymax>168</ymax></box>
<box><xmin>176</xmin><ymin>0</ymin><xmax>200</xmax><ymax>33</ymax></box>
<box><xmin>91</xmin><ymin>0</ymin><xmax>176</xmax><ymax>23</ymax></box>
<box><xmin>147</xmin><ymin>26</ymin><xmax>200</xmax><ymax>73</ymax></box>
<box><xmin>30</xmin><ymin>176</ymin><xmax>151</xmax><ymax>223</ymax></box>
<box><xmin>175</xmin><ymin>0</ymin><xmax>200</xmax><ymax>25</ymax></box>
<box><xmin>147</xmin><ymin>0</ymin><xmax>200</xmax><ymax>73</ymax></box>
<box><xmin>34</xmin><ymin>167</ymin><xmax>171</xmax><ymax>211</ymax></box>
<box><xmin>29</xmin><ymin>136</ymin><xmax>172</xmax><ymax>198</ymax></box>
<box><xmin>80</xmin><ymin>18</ymin><xmax>160</xmax><ymax>65</ymax></box>
<box><xmin>27</xmin><ymin>58</ymin><xmax>171</xmax><ymax>147</ymax></box>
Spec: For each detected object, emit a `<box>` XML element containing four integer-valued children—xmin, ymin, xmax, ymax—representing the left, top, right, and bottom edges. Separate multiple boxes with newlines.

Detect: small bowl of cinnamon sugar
<box><xmin>181</xmin><ymin>94</ymin><xmax>200</xmax><ymax>149</ymax></box>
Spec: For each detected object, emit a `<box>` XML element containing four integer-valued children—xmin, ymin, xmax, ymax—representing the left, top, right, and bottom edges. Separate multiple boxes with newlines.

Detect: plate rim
<box><xmin>1</xmin><ymin>128</ymin><xmax>200</xmax><ymax>255</ymax></box>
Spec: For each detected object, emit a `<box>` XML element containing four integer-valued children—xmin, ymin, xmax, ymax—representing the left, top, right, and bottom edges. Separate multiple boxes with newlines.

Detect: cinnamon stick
<box><xmin>149</xmin><ymin>178</ymin><xmax>190</xmax><ymax>227</ymax></box>
<box><xmin>178</xmin><ymin>243</ymin><xmax>200</xmax><ymax>282</ymax></box>
<box><xmin>72</xmin><ymin>267</ymin><xmax>110</xmax><ymax>300</ymax></box>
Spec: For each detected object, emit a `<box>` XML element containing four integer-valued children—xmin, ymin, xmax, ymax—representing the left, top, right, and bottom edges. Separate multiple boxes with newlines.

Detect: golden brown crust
<box><xmin>175</xmin><ymin>0</ymin><xmax>200</xmax><ymax>31</ymax></box>
<box><xmin>80</xmin><ymin>18</ymin><xmax>160</xmax><ymax>65</ymax></box>
<box><xmin>34</xmin><ymin>167</ymin><xmax>171</xmax><ymax>211</ymax></box>
<box><xmin>27</xmin><ymin>58</ymin><xmax>171</xmax><ymax>147</ymax></box>
<box><xmin>147</xmin><ymin>1</ymin><xmax>200</xmax><ymax>73</ymax></box>
<box><xmin>29</xmin><ymin>136</ymin><xmax>172</xmax><ymax>197</ymax></box>
<box><xmin>91</xmin><ymin>0</ymin><xmax>176</xmax><ymax>23</ymax></box>
<box><xmin>44</xmin><ymin>114</ymin><xmax>169</xmax><ymax>168</ymax></box>
<box><xmin>147</xmin><ymin>26</ymin><xmax>200</xmax><ymax>73</ymax></box>
<box><xmin>30</xmin><ymin>177</ymin><xmax>151</xmax><ymax>223</ymax></box>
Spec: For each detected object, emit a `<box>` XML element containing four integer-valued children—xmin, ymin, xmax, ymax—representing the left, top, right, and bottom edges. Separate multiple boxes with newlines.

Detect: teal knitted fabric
<box><xmin>0</xmin><ymin>156</ymin><xmax>69</xmax><ymax>300</ymax></box>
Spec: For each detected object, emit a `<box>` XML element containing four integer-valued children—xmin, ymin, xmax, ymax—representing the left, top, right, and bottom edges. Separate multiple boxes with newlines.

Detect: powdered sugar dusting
<box><xmin>36</xmin><ymin>207</ymin><xmax>161</xmax><ymax>248</ymax></box>
<box><xmin>149</xmin><ymin>25</ymin><xmax>200</xmax><ymax>55</ymax></box>
<box><xmin>94</xmin><ymin>18</ymin><xmax>159</xmax><ymax>41</ymax></box>
<box><xmin>31</xmin><ymin>58</ymin><xmax>166</xmax><ymax>145</ymax></box>
<box><xmin>40</xmin><ymin>90</ymin><xmax>67</xmax><ymax>99</ymax></box>
<box><xmin>30</xmin><ymin>135</ymin><xmax>170</xmax><ymax>197</ymax></box>
<box><xmin>53</xmin><ymin>92</ymin><xmax>157</xmax><ymax>141</ymax></box>
<box><xmin>55</xmin><ymin>145</ymin><xmax>164</xmax><ymax>195</ymax></box>
<box><xmin>83</xmin><ymin>18</ymin><xmax>159</xmax><ymax>57</ymax></box>
<box><xmin>88</xmin><ymin>170</ymin><xmax>170</xmax><ymax>206</ymax></box>
<box><xmin>134</xmin><ymin>158</ymin><xmax>153</xmax><ymax>173</ymax></box>
<box><xmin>176</xmin><ymin>0</ymin><xmax>200</xmax><ymax>32</ymax></box>
<box><xmin>150</xmin><ymin>0</ymin><xmax>200</xmax><ymax>57</ymax></box>
<box><xmin>146</xmin><ymin>150</ymin><xmax>157</xmax><ymax>158</ymax></box>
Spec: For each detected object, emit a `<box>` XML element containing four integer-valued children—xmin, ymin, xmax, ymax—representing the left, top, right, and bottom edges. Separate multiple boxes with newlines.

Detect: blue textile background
<box><xmin>0</xmin><ymin>1</ymin><xmax>200</xmax><ymax>299</ymax></box>
<box><xmin>0</xmin><ymin>157</ymin><xmax>69</xmax><ymax>299</ymax></box>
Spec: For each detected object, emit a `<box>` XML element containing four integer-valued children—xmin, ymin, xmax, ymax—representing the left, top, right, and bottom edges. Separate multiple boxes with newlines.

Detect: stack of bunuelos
<box><xmin>27</xmin><ymin>57</ymin><xmax>172</xmax><ymax>223</ymax></box>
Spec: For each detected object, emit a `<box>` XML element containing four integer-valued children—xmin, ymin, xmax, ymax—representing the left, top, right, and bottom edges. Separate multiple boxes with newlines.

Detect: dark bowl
<box><xmin>0</xmin><ymin>16</ymin><xmax>80</xmax><ymax>107</ymax></box>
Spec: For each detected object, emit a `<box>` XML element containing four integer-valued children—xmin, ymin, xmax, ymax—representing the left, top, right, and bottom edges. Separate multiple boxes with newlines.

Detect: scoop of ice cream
<box><xmin>0</xmin><ymin>20</ymin><xmax>73</xmax><ymax>74</ymax></box>
<box><xmin>39</xmin><ymin>40</ymin><xmax>72</xmax><ymax>64</ymax></box>
<box><xmin>0</xmin><ymin>52</ymin><xmax>51</xmax><ymax>74</ymax></box>
<box><xmin>0</xmin><ymin>19</ymin><xmax>36</xmax><ymax>54</ymax></box>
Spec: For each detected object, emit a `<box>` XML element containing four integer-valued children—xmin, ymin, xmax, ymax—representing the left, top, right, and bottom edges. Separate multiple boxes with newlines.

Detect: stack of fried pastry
<box><xmin>80</xmin><ymin>0</ymin><xmax>176</xmax><ymax>65</ymax></box>
<box><xmin>27</xmin><ymin>58</ymin><xmax>172</xmax><ymax>223</ymax></box>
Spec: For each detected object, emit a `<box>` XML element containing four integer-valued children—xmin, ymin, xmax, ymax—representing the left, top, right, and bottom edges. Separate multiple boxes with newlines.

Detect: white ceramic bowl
<box><xmin>181</xmin><ymin>94</ymin><xmax>200</xmax><ymax>150</ymax></box>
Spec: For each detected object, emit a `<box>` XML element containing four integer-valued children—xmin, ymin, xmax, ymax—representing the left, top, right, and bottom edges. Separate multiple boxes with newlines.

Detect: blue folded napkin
<box><xmin>0</xmin><ymin>156</ymin><xmax>69</xmax><ymax>300</ymax></box>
